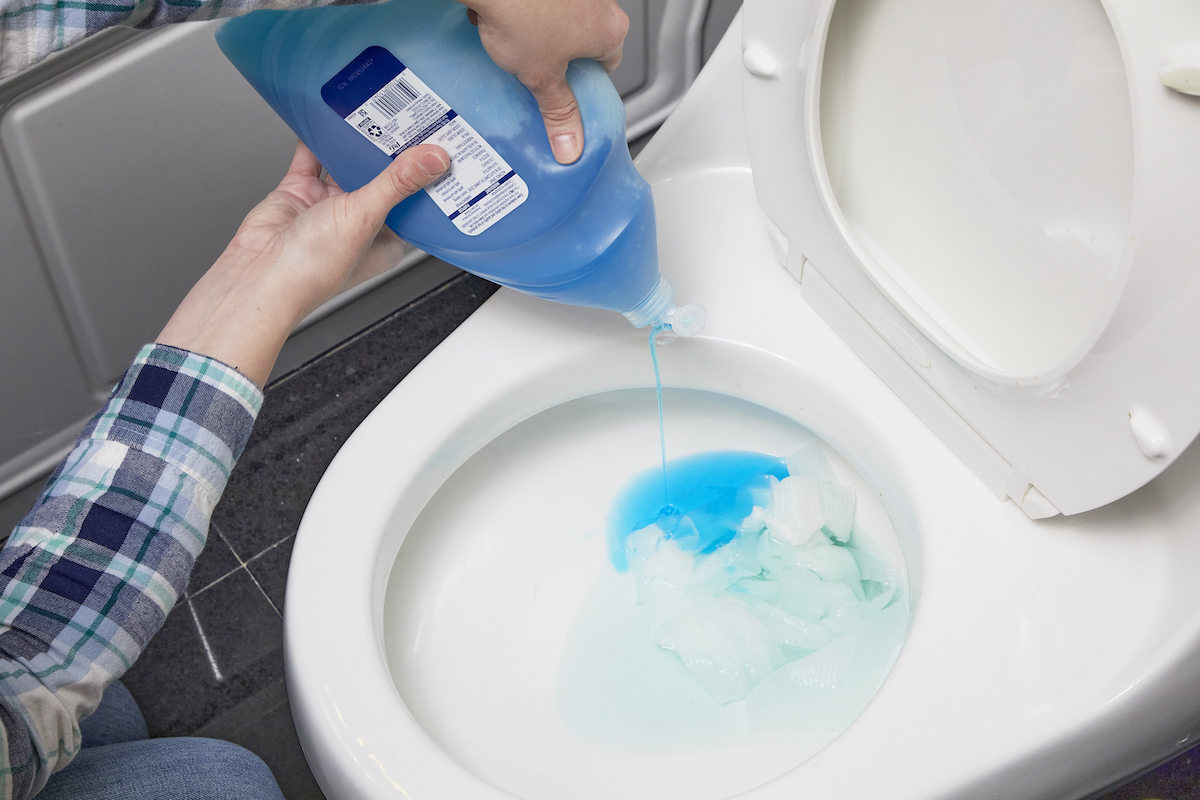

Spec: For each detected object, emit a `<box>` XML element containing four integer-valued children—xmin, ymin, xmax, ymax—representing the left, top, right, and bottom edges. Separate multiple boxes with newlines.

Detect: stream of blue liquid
<box><xmin>607</xmin><ymin>328</ymin><xmax>788</xmax><ymax>572</ymax></box>
<box><xmin>650</xmin><ymin>325</ymin><xmax>671</xmax><ymax>511</ymax></box>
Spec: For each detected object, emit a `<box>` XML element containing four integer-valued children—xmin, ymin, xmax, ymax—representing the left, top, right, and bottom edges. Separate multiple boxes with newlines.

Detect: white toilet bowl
<box><xmin>287</xmin><ymin>2</ymin><xmax>1200</xmax><ymax>799</ymax></box>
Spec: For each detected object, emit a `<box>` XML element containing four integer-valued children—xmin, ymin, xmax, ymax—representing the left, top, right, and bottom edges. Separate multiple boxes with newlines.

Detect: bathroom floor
<box><xmin>115</xmin><ymin>267</ymin><xmax>1200</xmax><ymax>800</ymax></box>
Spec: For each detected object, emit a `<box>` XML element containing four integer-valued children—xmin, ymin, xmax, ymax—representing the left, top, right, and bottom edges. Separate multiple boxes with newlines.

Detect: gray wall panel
<box><xmin>0</xmin><ymin>165</ymin><xmax>95</xmax><ymax>489</ymax></box>
<box><xmin>611</xmin><ymin>0</ymin><xmax>649</xmax><ymax>96</ymax></box>
<box><xmin>1</xmin><ymin>22</ymin><xmax>298</xmax><ymax>388</ymax></box>
<box><xmin>703</xmin><ymin>0</ymin><xmax>743</xmax><ymax>65</ymax></box>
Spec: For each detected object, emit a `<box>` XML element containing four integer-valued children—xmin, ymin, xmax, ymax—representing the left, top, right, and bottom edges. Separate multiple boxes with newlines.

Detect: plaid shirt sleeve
<box><xmin>0</xmin><ymin>344</ymin><xmax>261</xmax><ymax>800</ymax></box>
<box><xmin>0</xmin><ymin>0</ymin><xmax>383</xmax><ymax>78</ymax></box>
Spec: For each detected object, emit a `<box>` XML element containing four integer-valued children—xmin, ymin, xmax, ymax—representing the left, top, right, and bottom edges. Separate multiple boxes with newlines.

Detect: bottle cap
<box><xmin>623</xmin><ymin>277</ymin><xmax>707</xmax><ymax>337</ymax></box>
<box><xmin>666</xmin><ymin>303</ymin><xmax>706</xmax><ymax>337</ymax></box>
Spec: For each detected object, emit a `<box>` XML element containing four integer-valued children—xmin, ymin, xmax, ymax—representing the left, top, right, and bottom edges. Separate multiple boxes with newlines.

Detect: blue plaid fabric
<box><xmin>0</xmin><ymin>344</ymin><xmax>261</xmax><ymax>800</ymax></box>
<box><xmin>0</xmin><ymin>0</ymin><xmax>379</xmax><ymax>78</ymax></box>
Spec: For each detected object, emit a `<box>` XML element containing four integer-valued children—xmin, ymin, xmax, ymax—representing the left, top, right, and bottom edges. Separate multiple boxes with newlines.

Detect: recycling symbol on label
<box><xmin>366</xmin><ymin>124</ymin><xmax>384</xmax><ymax>138</ymax></box>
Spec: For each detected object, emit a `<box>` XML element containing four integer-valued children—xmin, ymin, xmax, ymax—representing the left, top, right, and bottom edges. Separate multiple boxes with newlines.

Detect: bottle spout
<box><xmin>665</xmin><ymin>302</ymin><xmax>706</xmax><ymax>337</ymax></box>
<box><xmin>623</xmin><ymin>276</ymin><xmax>707</xmax><ymax>338</ymax></box>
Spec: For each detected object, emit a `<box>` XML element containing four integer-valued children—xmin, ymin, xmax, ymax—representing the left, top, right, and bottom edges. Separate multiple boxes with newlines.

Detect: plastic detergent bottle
<box><xmin>215</xmin><ymin>0</ymin><xmax>705</xmax><ymax>334</ymax></box>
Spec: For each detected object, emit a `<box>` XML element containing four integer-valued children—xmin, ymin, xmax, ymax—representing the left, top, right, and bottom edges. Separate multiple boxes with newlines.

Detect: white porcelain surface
<box><xmin>821</xmin><ymin>0</ymin><xmax>1133</xmax><ymax>380</ymax></box>
<box><xmin>742</xmin><ymin>0</ymin><xmax>1200</xmax><ymax>515</ymax></box>
<box><xmin>287</xmin><ymin>11</ymin><xmax>1200</xmax><ymax>800</ymax></box>
<box><xmin>382</xmin><ymin>388</ymin><xmax>905</xmax><ymax>800</ymax></box>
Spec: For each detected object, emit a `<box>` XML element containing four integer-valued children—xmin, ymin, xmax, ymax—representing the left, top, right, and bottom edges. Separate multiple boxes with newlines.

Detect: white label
<box><xmin>333</xmin><ymin>53</ymin><xmax>528</xmax><ymax>236</ymax></box>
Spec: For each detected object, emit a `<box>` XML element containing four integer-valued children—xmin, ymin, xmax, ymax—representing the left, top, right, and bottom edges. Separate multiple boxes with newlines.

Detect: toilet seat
<box><xmin>740</xmin><ymin>0</ymin><xmax>1200</xmax><ymax>516</ymax></box>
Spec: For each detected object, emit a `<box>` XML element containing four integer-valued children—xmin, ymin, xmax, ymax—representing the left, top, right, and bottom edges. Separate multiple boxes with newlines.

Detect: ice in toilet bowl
<box><xmin>286</xmin><ymin>3</ymin><xmax>1200</xmax><ymax>800</ymax></box>
<box><xmin>383</xmin><ymin>386</ymin><xmax>911</xmax><ymax>800</ymax></box>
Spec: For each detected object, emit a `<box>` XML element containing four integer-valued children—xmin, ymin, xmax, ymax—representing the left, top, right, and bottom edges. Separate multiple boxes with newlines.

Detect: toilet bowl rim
<box><xmin>285</xmin><ymin>305</ymin><xmax>929</xmax><ymax>800</ymax></box>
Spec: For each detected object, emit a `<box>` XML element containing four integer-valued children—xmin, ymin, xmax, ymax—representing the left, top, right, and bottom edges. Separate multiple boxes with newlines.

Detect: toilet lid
<box><xmin>739</xmin><ymin>0</ymin><xmax>1200</xmax><ymax>516</ymax></box>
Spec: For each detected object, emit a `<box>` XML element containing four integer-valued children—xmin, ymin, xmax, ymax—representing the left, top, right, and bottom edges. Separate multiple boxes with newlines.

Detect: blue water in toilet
<box><xmin>553</xmin><ymin>337</ymin><xmax>909</xmax><ymax>757</ymax></box>
<box><xmin>606</xmin><ymin>449</ymin><xmax>787</xmax><ymax>573</ymax></box>
<box><xmin>583</xmin><ymin>329</ymin><xmax>908</xmax><ymax>712</ymax></box>
<box><xmin>622</xmin><ymin>327</ymin><xmax>790</xmax><ymax>572</ymax></box>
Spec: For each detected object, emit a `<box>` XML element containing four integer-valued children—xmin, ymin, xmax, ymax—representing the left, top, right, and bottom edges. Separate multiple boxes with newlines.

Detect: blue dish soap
<box><xmin>215</xmin><ymin>0</ymin><xmax>704</xmax><ymax>333</ymax></box>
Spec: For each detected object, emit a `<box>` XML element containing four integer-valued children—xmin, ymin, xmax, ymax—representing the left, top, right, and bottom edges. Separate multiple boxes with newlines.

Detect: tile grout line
<box><xmin>191</xmin><ymin>523</ymin><xmax>287</xmax><ymax>618</ymax></box>
<box><xmin>211</xmin><ymin>519</ymin><xmax>249</xmax><ymax>568</ymax></box>
<box><xmin>189</xmin><ymin>519</ymin><xmax>249</xmax><ymax>599</ymax></box>
<box><xmin>238</xmin><ymin>532</ymin><xmax>296</xmax><ymax>618</ymax></box>
<box><xmin>188</xmin><ymin>569</ymin><xmax>238</xmax><ymax>599</ymax></box>
<box><xmin>203</xmin><ymin>521</ymin><xmax>283</xmax><ymax>618</ymax></box>
<box><xmin>244</xmin><ymin>566</ymin><xmax>282</xmax><ymax>619</ymax></box>
<box><xmin>244</xmin><ymin>533</ymin><xmax>295</xmax><ymax>567</ymax></box>
<box><xmin>187</xmin><ymin>599</ymin><xmax>225</xmax><ymax>683</ymax></box>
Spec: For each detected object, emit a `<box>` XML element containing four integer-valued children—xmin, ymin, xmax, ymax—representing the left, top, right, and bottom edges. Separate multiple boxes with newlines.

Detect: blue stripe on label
<box><xmin>448</xmin><ymin>170</ymin><xmax>517</xmax><ymax>220</ymax></box>
<box><xmin>322</xmin><ymin>46</ymin><xmax>406</xmax><ymax>119</ymax></box>
<box><xmin>393</xmin><ymin>110</ymin><xmax>459</xmax><ymax>158</ymax></box>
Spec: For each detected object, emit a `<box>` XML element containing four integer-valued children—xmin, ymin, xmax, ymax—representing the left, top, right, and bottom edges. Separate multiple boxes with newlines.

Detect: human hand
<box><xmin>156</xmin><ymin>140</ymin><xmax>449</xmax><ymax>386</ymax></box>
<box><xmin>460</xmin><ymin>0</ymin><xmax>629</xmax><ymax>165</ymax></box>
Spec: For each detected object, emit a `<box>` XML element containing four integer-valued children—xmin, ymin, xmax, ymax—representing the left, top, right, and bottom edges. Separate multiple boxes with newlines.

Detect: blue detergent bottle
<box><xmin>215</xmin><ymin>0</ymin><xmax>705</xmax><ymax>334</ymax></box>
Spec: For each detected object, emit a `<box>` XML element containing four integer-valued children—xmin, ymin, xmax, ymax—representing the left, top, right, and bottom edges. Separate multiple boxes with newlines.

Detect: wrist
<box><xmin>156</xmin><ymin>280</ymin><xmax>302</xmax><ymax>388</ymax></box>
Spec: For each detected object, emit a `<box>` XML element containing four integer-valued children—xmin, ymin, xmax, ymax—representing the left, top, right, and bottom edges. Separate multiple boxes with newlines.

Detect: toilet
<box><xmin>285</xmin><ymin>1</ymin><xmax>1200</xmax><ymax>798</ymax></box>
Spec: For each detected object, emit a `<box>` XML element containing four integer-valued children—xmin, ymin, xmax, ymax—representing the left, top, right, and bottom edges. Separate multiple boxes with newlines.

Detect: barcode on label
<box><xmin>326</xmin><ymin>46</ymin><xmax>528</xmax><ymax>235</ymax></box>
<box><xmin>372</xmin><ymin>77</ymin><xmax>420</xmax><ymax>117</ymax></box>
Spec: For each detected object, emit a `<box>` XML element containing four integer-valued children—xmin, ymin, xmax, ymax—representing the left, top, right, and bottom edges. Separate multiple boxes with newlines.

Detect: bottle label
<box><xmin>322</xmin><ymin>46</ymin><xmax>528</xmax><ymax>236</ymax></box>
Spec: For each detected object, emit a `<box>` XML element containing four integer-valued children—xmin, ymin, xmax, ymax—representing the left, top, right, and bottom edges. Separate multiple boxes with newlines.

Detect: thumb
<box><xmin>530</xmin><ymin>76</ymin><xmax>585</xmax><ymax>165</ymax></box>
<box><xmin>347</xmin><ymin>144</ymin><xmax>450</xmax><ymax>227</ymax></box>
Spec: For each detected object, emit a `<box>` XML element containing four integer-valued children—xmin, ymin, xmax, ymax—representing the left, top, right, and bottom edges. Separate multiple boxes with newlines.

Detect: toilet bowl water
<box><xmin>383</xmin><ymin>388</ymin><xmax>908</xmax><ymax>800</ymax></box>
<box><xmin>286</xmin><ymin>6</ymin><xmax>1200</xmax><ymax>800</ymax></box>
<box><xmin>291</xmin><ymin>298</ymin><xmax>928</xmax><ymax>800</ymax></box>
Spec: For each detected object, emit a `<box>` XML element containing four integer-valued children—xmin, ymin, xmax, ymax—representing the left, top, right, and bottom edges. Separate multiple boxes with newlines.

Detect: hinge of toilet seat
<box><xmin>763</xmin><ymin>216</ymin><xmax>806</xmax><ymax>283</ymax></box>
<box><xmin>1006</xmin><ymin>469</ymin><xmax>1062</xmax><ymax>520</ymax></box>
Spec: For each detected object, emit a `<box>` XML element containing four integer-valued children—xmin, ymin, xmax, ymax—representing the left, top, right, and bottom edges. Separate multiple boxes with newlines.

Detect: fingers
<box><xmin>529</xmin><ymin>77</ymin><xmax>585</xmax><ymax>164</ymax></box>
<box><xmin>464</xmin><ymin>0</ymin><xmax>629</xmax><ymax>165</ymax></box>
<box><xmin>346</xmin><ymin>144</ymin><xmax>450</xmax><ymax>230</ymax></box>
<box><xmin>528</xmin><ymin>1</ymin><xmax>627</xmax><ymax>164</ymax></box>
<box><xmin>586</xmin><ymin>4</ymin><xmax>629</xmax><ymax>74</ymax></box>
<box><xmin>287</xmin><ymin>140</ymin><xmax>324</xmax><ymax>179</ymax></box>
<box><xmin>597</xmin><ymin>41</ymin><xmax>623</xmax><ymax>74</ymax></box>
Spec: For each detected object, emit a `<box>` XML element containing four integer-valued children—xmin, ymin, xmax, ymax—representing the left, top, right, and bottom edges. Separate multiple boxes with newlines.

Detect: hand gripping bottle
<box><xmin>215</xmin><ymin>0</ymin><xmax>705</xmax><ymax>336</ymax></box>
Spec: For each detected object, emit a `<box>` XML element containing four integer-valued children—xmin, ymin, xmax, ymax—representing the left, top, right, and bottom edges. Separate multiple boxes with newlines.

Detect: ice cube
<box><xmin>688</xmin><ymin>527</ymin><xmax>762</xmax><ymax>594</ymax></box>
<box><xmin>657</xmin><ymin>512</ymin><xmax>701</xmax><ymax>551</ymax></box>
<box><xmin>626</xmin><ymin>524</ymin><xmax>694</xmax><ymax>630</ymax></box>
<box><xmin>784</xmin><ymin>441</ymin><xmax>837</xmax><ymax>483</ymax></box>
<box><xmin>738</xmin><ymin>505</ymin><xmax>767</xmax><ymax>534</ymax></box>
<box><xmin>653</xmin><ymin>594</ymin><xmax>786</xmax><ymax>703</ymax></box>
<box><xmin>763</xmin><ymin>476</ymin><xmax>825</xmax><ymax>545</ymax></box>
<box><xmin>738</xmin><ymin>592</ymin><xmax>839</xmax><ymax>651</ymax></box>
<box><xmin>819</xmin><ymin>480</ymin><xmax>856</xmax><ymax>543</ymax></box>
<box><xmin>764</xmin><ymin>476</ymin><xmax>856</xmax><ymax>546</ymax></box>
<box><xmin>735</xmin><ymin>563</ymin><xmax>829</xmax><ymax>623</ymax></box>
<box><xmin>745</xmin><ymin>601</ymin><xmax>909</xmax><ymax>736</ymax></box>
<box><xmin>755</xmin><ymin>530</ymin><xmax>864</xmax><ymax>598</ymax></box>
<box><xmin>851</xmin><ymin>548</ymin><xmax>903</xmax><ymax>594</ymax></box>
<box><xmin>619</xmin><ymin>450</ymin><xmax>900</xmax><ymax>709</ymax></box>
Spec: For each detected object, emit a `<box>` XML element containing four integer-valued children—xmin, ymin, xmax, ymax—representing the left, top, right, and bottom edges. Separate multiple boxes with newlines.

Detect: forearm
<box><xmin>0</xmin><ymin>345</ymin><xmax>260</xmax><ymax>799</ymax></box>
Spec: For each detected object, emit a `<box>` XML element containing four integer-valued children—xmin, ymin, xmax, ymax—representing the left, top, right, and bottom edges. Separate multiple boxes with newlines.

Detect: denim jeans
<box><xmin>37</xmin><ymin>681</ymin><xmax>285</xmax><ymax>800</ymax></box>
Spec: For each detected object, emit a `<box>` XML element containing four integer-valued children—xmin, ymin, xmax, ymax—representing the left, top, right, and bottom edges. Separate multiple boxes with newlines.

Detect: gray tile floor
<box><xmin>112</xmin><ymin>265</ymin><xmax>1200</xmax><ymax>800</ymax></box>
